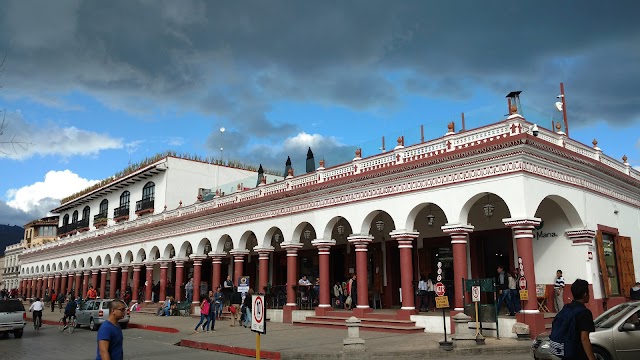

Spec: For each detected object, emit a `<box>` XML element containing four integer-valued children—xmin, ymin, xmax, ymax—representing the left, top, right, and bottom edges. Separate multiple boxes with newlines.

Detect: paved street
<box><xmin>0</xmin><ymin>324</ymin><xmax>245</xmax><ymax>360</ymax></box>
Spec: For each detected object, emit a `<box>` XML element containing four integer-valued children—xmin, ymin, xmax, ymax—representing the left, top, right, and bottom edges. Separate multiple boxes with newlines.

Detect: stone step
<box><xmin>305</xmin><ymin>315</ymin><xmax>416</xmax><ymax>326</ymax></box>
<box><xmin>293</xmin><ymin>320</ymin><xmax>424</xmax><ymax>334</ymax></box>
<box><xmin>322</xmin><ymin>311</ymin><xmax>400</xmax><ymax>320</ymax></box>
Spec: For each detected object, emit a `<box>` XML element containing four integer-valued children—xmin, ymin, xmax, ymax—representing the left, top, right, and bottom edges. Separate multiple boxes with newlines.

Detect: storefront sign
<box><xmin>435</xmin><ymin>296</ymin><xmax>449</xmax><ymax>309</ymax></box>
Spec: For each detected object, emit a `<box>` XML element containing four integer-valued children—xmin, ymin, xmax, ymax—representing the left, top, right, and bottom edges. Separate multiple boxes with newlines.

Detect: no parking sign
<box><xmin>251</xmin><ymin>295</ymin><xmax>266</xmax><ymax>334</ymax></box>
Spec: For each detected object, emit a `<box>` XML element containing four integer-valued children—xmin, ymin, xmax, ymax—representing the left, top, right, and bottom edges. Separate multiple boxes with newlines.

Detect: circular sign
<box><xmin>435</xmin><ymin>282</ymin><xmax>446</xmax><ymax>297</ymax></box>
<box><xmin>437</xmin><ymin>268</ymin><xmax>442</xmax><ymax>275</ymax></box>
<box><xmin>436</xmin><ymin>275</ymin><xmax>442</xmax><ymax>281</ymax></box>
<box><xmin>437</xmin><ymin>261</ymin><xmax>442</xmax><ymax>268</ymax></box>
<box><xmin>519</xmin><ymin>276</ymin><xmax>527</xmax><ymax>290</ymax></box>
<box><xmin>253</xmin><ymin>296</ymin><xmax>264</xmax><ymax>324</ymax></box>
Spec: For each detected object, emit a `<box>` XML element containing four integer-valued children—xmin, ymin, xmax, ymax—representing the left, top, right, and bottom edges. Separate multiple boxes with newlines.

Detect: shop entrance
<box><xmin>470</xmin><ymin>228</ymin><xmax>515</xmax><ymax>280</ymax></box>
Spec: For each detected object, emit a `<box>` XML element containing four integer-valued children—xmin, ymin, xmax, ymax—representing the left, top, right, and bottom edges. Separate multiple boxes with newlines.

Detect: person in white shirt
<box><xmin>298</xmin><ymin>275</ymin><xmax>311</xmax><ymax>286</ymax></box>
<box><xmin>29</xmin><ymin>297</ymin><xmax>44</xmax><ymax>329</ymax></box>
<box><xmin>418</xmin><ymin>274</ymin><xmax>428</xmax><ymax>312</ymax></box>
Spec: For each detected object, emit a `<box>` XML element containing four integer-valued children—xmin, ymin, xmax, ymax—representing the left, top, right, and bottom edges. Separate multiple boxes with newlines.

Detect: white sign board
<box><xmin>251</xmin><ymin>295</ymin><xmax>266</xmax><ymax>334</ymax></box>
<box><xmin>471</xmin><ymin>285</ymin><xmax>481</xmax><ymax>302</ymax></box>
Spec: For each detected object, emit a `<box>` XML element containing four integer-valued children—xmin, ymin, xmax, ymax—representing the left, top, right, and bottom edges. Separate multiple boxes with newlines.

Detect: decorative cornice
<box><xmin>441</xmin><ymin>224</ymin><xmax>474</xmax><ymax>234</ymax></box>
<box><xmin>503</xmin><ymin>218</ymin><xmax>542</xmax><ymax>228</ymax></box>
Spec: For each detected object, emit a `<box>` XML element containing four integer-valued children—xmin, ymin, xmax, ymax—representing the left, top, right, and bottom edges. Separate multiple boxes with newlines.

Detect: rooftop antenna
<box><xmin>506</xmin><ymin>91</ymin><xmax>523</xmax><ymax>116</ymax></box>
<box><xmin>556</xmin><ymin>83</ymin><xmax>569</xmax><ymax>137</ymax></box>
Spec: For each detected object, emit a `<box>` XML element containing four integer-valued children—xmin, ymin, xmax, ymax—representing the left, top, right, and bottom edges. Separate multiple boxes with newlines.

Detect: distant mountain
<box><xmin>0</xmin><ymin>225</ymin><xmax>23</xmax><ymax>256</ymax></box>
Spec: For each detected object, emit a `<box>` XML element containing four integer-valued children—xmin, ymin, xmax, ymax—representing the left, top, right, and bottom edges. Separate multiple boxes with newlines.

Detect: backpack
<box><xmin>200</xmin><ymin>300</ymin><xmax>210</xmax><ymax>315</ymax></box>
<box><xmin>548</xmin><ymin>304</ymin><xmax>588</xmax><ymax>358</ymax></box>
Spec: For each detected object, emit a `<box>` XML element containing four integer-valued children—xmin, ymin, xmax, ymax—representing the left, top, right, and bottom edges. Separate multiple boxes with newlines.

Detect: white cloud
<box><xmin>6</xmin><ymin>170</ymin><xmax>99</xmax><ymax>214</ymax></box>
<box><xmin>0</xmin><ymin>111</ymin><xmax>123</xmax><ymax>160</ymax></box>
<box><xmin>167</xmin><ymin>137</ymin><xmax>184</xmax><ymax>146</ymax></box>
<box><xmin>283</xmin><ymin>132</ymin><xmax>343</xmax><ymax>151</ymax></box>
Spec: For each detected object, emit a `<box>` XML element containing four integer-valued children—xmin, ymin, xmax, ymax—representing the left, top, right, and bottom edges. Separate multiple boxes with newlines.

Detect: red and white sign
<box><xmin>251</xmin><ymin>295</ymin><xmax>266</xmax><ymax>334</ymax></box>
<box><xmin>519</xmin><ymin>276</ymin><xmax>527</xmax><ymax>290</ymax></box>
<box><xmin>435</xmin><ymin>282</ymin><xmax>446</xmax><ymax>297</ymax></box>
<box><xmin>471</xmin><ymin>286</ymin><xmax>481</xmax><ymax>302</ymax></box>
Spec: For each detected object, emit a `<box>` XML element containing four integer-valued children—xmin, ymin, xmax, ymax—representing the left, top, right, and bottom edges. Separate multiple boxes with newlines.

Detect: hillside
<box><xmin>0</xmin><ymin>225</ymin><xmax>23</xmax><ymax>256</ymax></box>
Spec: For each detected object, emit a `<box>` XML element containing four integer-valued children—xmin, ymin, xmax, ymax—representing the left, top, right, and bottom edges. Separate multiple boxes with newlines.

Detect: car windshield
<box><xmin>0</xmin><ymin>300</ymin><xmax>25</xmax><ymax>312</ymax></box>
<box><xmin>594</xmin><ymin>303</ymin><xmax>635</xmax><ymax>328</ymax></box>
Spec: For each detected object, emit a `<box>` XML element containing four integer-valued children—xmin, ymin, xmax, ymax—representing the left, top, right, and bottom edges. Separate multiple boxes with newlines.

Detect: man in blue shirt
<box><xmin>97</xmin><ymin>299</ymin><xmax>126</xmax><ymax>360</ymax></box>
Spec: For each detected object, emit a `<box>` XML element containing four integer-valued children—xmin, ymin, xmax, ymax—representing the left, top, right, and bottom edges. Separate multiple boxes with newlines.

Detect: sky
<box><xmin>1</xmin><ymin>1</ymin><xmax>639</xmax><ymax>227</ymax></box>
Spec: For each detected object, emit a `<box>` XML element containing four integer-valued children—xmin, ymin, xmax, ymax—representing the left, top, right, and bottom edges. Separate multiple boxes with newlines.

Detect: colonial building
<box><xmin>3</xmin><ymin>243</ymin><xmax>22</xmax><ymax>291</ymax></box>
<box><xmin>22</xmin><ymin>216</ymin><xmax>59</xmax><ymax>248</ymax></box>
<box><xmin>18</xmin><ymin>109</ymin><xmax>639</xmax><ymax>338</ymax></box>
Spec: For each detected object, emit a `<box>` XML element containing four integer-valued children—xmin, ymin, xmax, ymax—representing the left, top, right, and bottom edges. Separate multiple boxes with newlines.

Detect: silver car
<box><xmin>75</xmin><ymin>299</ymin><xmax>130</xmax><ymax>331</ymax></box>
<box><xmin>532</xmin><ymin>301</ymin><xmax>640</xmax><ymax>360</ymax></box>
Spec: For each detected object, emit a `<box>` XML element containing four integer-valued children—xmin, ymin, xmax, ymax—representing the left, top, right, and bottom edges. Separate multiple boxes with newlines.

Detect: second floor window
<box><xmin>120</xmin><ymin>191</ymin><xmax>130</xmax><ymax>208</ymax></box>
<box><xmin>82</xmin><ymin>206</ymin><xmax>90</xmax><ymax>220</ymax></box>
<box><xmin>63</xmin><ymin>214</ymin><xmax>69</xmax><ymax>226</ymax></box>
<box><xmin>142</xmin><ymin>182</ymin><xmax>155</xmax><ymax>200</ymax></box>
<box><xmin>72</xmin><ymin>210</ymin><xmax>78</xmax><ymax>223</ymax></box>
<box><xmin>99</xmin><ymin>199</ymin><xmax>108</xmax><ymax>216</ymax></box>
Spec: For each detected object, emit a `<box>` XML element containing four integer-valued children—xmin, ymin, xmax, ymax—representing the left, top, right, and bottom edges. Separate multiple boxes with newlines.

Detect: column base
<box><xmin>516</xmin><ymin>312</ymin><xmax>545</xmax><ymax>339</ymax></box>
<box><xmin>283</xmin><ymin>304</ymin><xmax>297</xmax><ymax>323</ymax></box>
<box><xmin>352</xmin><ymin>307</ymin><xmax>372</xmax><ymax>318</ymax></box>
<box><xmin>449</xmin><ymin>309</ymin><xmax>463</xmax><ymax>334</ymax></box>
<box><xmin>396</xmin><ymin>308</ymin><xmax>418</xmax><ymax>320</ymax></box>
<box><xmin>315</xmin><ymin>306</ymin><xmax>332</xmax><ymax>316</ymax></box>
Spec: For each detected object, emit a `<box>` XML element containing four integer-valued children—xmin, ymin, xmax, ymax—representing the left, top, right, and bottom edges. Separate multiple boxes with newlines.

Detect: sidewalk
<box><xmin>30</xmin><ymin>306</ymin><xmax>532</xmax><ymax>359</ymax></box>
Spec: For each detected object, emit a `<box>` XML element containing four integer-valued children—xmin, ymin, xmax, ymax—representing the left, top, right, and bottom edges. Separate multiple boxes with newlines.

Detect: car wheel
<box><xmin>120</xmin><ymin>323</ymin><xmax>128</xmax><ymax>329</ymax></box>
<box><xmin>13</xmin><ymin>329</ymin><xmax>23</xmax><ymax>338</ymax></box>
<box><xmin>89</xmin><ymin>318</ymin><xmax>97</xmax><ymax>331</ymax></box>
<box><xmin>593</xmin><ymin>347</ymin><xmax>611</xmax><ymax>360</ymax></box>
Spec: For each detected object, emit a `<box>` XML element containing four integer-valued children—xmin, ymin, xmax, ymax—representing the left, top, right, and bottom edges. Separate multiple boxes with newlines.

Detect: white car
<box><xmin>75</xmin><ymin>299</ymin><xmax>130</xmax><ymax>331</ymax></box>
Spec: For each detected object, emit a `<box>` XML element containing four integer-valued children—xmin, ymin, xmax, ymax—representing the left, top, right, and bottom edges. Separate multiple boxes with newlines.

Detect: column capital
<box><xmin>189</xmin><ymin>254</ymin><xmax>207</xmax><ymax>265</ymax></box>
<box><xmin>157</xmin><ymin>259</ymin><xmax>171</xmax><ymax>268</ymax></box>
<box><xmin>91</xmin><ymin>268</ymin><xmax>100</xmax><ymax>275</ymax></box>
<box><xmin>229</xmin><ymin>249</ymin><xmax>250</xmax><ymax>256</ymax></box>
<box><xmin>347</xmin><ymin>234</ymin><xmax>374</xmax><ymax>245</ymax></box>
<box><xmin>83</xmin><ymin>270</ymin><xmax>92</xmax><ymax>276</ymax></box>
<box><xmin>254</xmin><ymin>246</ymin><xmax>275</xmax><ymax>254</ymax></box>
<box><xmin>565</xmin><ymin>229</ymin><xmax>596</xmax><ymax>246</ymax></box>
<box><xmin>75</xmin><ymin>270</ymin><xmax>83</xmax><ymax>276</ymax></box>
<box><xmin>502</xmin><ymin>217</ymin><xmax>541</xmax><ymax>228</ymax></box>
<box><xmin>61</xmin><ymin>271</ymin><xmax>69</xmax><ymax>276</ymax></box>
<box><xmin>120</xmin><ymin>264</ymin><xmax>131</xmax><ymax>271</ymax></box>
<box><xmin>54</xmin><ymin>273</ymin><xmax>61</xmax><ymax>278</ymax></box>
<box><xmin>389</xmin><ymin>230</ymin><xmax>419</xmax><ymax>240</ymax></box>
<box><xmin>131</xmin><ymin>263</ymin><xmax>144</xmax><ymax>271</ymax></box>
<box><xmin>109</xmin><ymin>267</ymin><xmax>119</xmax><ymax>272</ymax></box>
<box><xmin>143</xmin><ymin>260</ymin><xmax>158</xmax><ymax>268</ymax></box>
<box><xmin>281</xmin><ymin>242</ymin><xmax>303</xmax><ymax>255</ymax></box>
<box><xmin>311</xmin><ymin>239</ymin><xmax>336</xmax><ymax>248</ymax></box>
<box><xmin>172</xmin><ymin>257</ymin><xmax>188</xmax><ymax>266</ymax></box>
<box><xmin>441</xmin><ymin>223</ymin><xmax>474</xmax><ymax>234</ymax></box>
<box><xmin>100</xmin><ymin>268</ymin><xmax>109</xmax><ymax>274</ymax></box>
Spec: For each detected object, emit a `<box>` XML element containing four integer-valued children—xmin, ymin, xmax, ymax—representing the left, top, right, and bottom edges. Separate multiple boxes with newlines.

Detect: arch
<box><xmin>135</xmin><ymin>248</ymin><xmax>147</xmax><ymax>263</ymax></box>
<box><xmin>238</xmin><ymin>231</ymin><xmax>257</xmax><ymax>251</ymax></box>
<box><xmin>196</xmin><ymin>238</ymin><xmax>212</xmax><ymax>255</ymax></box>
<box><xmin>142</xmin><ymin>181</ymin><xmax>155</xmax><ymax>200</ymax></box>
<box><xmin>405</xmin><ymin>202</ymin><xmax>449</xmax><ymax>231</ymax></box>
<box><xmin>46</xmin><ymin>264</ymin><xmax>51</xmax><ymax>272</ymax></box>
<box><xmin>64</xmin><ymin>261</ymin><xmax>70</xmax><ymax>270</ymax></box>
<box><xmin>94</xmin><ymin>256</ymin><xmax>102</xmax><ymax>267</ymax></box>
<box><xmin>72</xmin><ymin>210</ymin><xmax>79</xmax><ymax>223</ymax></box>
<box><xmin>534</xmin><ymin>195</ymin><xmax>584</xmax><ymax>228</ymax></box>
<box><xmin>63</xmin><ymin>214</ymin><xmax>70</xmax><ymax>226</ymax></box>
<box><xmin>82</xmin><ymin>206</ymin><xmax>91</xmax><ymax>220</ymax></box>
<box><xmin>459</xmin><ymin>192</ymin><xmax>513</xmax><ymax>225</ymax></box>
<box><xmin>321</xmin><ymin>216</ymin><xmax>354</xmax><ymax>241</ymax></box>
<box><xmin>71</xmin><ymin>260</ymin><xmax>77</xmax><ymax>270</ymax></box>
<box><xmin>79</xmin><ymin>259</ymin><xmax>85</xmax><ymax>269</ymax></box>
<box><xmin>163</xmin><ymin>244</ymin><xmax>176</xmax><ymax>259</ymax></box>
<box><xmin>149</xmin><ymin>246</ymin><xmax>160</xmax><ymax>261</ymax></box>
<box><xmin>124</xmin><ymin>250</ymin><xmax>134</xmax><ymax>264</ymax></box>
<box><xmin>104</xmin><ymin>254</ymin><xmax>112</xmax><ymax>266</ymax></box>
<box><xmin>58</xmin><ymin>262</ymin><xmax>63</xmax><ymax>271</ymax></box>
<box><xmin>292</xmin><ymin>221</ymin><xmax>317</xmax><ymax>244</ymax></box>
<box><xmin>99</xmin><ymin>199</ymin><xmax>109</xmax><ymax>216</ymax></box>
<box><xmin>120</xmin><ymin>190</ymin><xmax>131</xmax><ymax>207</ymax></box>
<box><xmin>86</xmin><ymin>258</ymin><xmax>93</xmax><ymax>268</ymax></box>
<box><xmin>40</xmin><ymin>265</ymin><xmax>45</xmax><ymax>273</ymax></box>
<box><xmin>52</xmin><ymin>264</ymin><xmax>57</xmax><ymax>271</ymax></box>
<box><xmin>178</xmin><ymin>241</ymin><xmax>193</xmax><ymax>258</ymax></box>
<box><xmin>263</xmin><ymin>227</ymin><xmax>284</xmax><ymax>248</ymax></box>
<box><xmin>113</xmin><ymin>252</ymin><xmax>122</xmax><ymax>265</ymax></box>
<box><xmin>360</xmin><ymin>210</ymin><xmax>396</xmax><ymax>237</ymax></box>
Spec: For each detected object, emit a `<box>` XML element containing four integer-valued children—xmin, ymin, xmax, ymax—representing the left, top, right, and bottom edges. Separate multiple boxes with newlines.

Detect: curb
<box><xmin>179</xmin><ymin>339</ymin><xmax>281</xmax><ymax>360</ymax></box>
<box><xmin>26</xmin><ymin>317</ymin><xmax>179</xmax><ymax>334</ymax></box>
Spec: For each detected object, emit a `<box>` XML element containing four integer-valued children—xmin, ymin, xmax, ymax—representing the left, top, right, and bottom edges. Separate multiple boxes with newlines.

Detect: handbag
<box><xmin>345</xmin><ymin>296</ymin><xmax>352</xmax><ymax>306</ymax></box>
<box><xmin>229</xmin><ymin>305</ymin><xmax>237</xmax><ymax>314</ymax></box>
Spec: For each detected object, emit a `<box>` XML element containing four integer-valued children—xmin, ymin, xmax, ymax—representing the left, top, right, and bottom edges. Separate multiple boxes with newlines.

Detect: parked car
<box><xmin>75</xmin><ymin>299</ymin><xmax>130</xmax><ymax>331</ymax></box>
<box><xmin>0</xmin><ymin>299</ymin><xmax>27</xmax><ymax>338</ymax></box>
<box><xmin>532</xmin><ymin>301</ymin><xmax>640</xmax><ymax>360</ymax></box>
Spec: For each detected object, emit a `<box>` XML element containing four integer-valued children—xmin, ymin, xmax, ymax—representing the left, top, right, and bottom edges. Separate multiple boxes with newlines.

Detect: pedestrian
<box><xmin>554</xmin><ymin>269</ymin><xmax>566</xmax><ymax>312</ymax></box>
<box><xmin>630</xmin><ymin>282</ymin><xmax>640</xmax><ymax>300</ymax></box>
<box><xmin>185</xmin><ymin>278</ymin><xmax>194</xmax><ymax>304</ymax></box>
<box><xmin>50</xmin><ymin>290</ymin><xmax>57</xmax><ymax>312</ymax></box>
<box><xmin>417</xmin><ymin>274</ymin><xmax>428</xmax><ymax>312</ymax></box>
<box><xmin>229</xmin><ymin>287</ymin><xmax>242</xmax><ymax>326</ymax></box>
<box><xmin>207</xmin><ymin>292</ymin><xmax>217</xmax><ymax>332</ymax></box>
<box><xmin>194</xmin><ymin>296</ymin><xmax>210</xmax><ymax>333</ymax></box>
<box><xmin>242</xmin><ymin>288</ymin><xmax>254</xmax><ymax>328</ymax></box>
<box><xmin>96</xmin><ymin>299</ymin><xmax>126</xmax><ymax>360</ymax></box>
<box><xmin>495</xmin><ymin>265</ymin><xmax>513</xmax><ymax>315</ymax></box>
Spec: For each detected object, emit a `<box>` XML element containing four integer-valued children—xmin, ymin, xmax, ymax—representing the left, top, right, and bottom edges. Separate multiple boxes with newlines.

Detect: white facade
<box><xmin>19</xmin><ymin>115</ymin><xmax>640</xmax><ymax>316</ymax></box>
<box><xmin>2</xmin><ymin>243</ymin><xmax>22</xmax><ymax>290</ymax></box>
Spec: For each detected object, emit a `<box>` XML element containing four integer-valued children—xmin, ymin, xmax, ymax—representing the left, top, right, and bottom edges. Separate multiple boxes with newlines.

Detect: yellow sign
<box><xmin>519</xmin><ymin>290</ymin><xmax>529</xmax><ymax>301</ymax></box>
<box><xmin>435</xmin><ymin>296</ymin><xmax>450</xmax><ymax>309</ymax></box>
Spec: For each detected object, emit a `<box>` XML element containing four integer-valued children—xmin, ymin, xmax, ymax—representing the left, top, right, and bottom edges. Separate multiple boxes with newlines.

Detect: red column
<box><xmin>54</xmin><ymin>274</ymin><xmax>61</xmax><ymax>294</ymax></box>
<box><xmin>99</xmin><ymin>268</ymin><xmax>108</xmax><ymax>299</ymax></box>
<box><xmin>282</xmin><ymin>243</ymin><xmax>302</xmax><ymax>307</ymax></box>
<box><xmin>159</xmin><ymin>262</ymin><xmax>168</xmax><ymax>301</ymax></box>
<box><xmin>442</xmin><ymin>224</ymin><xmax>474</xmax><ymax>311</ymax></box>
<box><xmin>348</xmin><ymin>235</ymin><xmax>373</xmax><ymax>315</ymax></box>
<box><xmin>60</xmin><ymin>275</ymin><xmax>67</xmax><ymax>298</ymax></box>
<box><xmin>191</xmin><ymin>256</ymin><xmax>205</xmax><ymax>304</ymax></box>
<box><xmin>391</xmin><ymin>231</ymin><xmax>419</xmax><ymax>314</ymax></box>
<box><xmin>210</xmin><ymin>254</ymin><xmax>224</xmax><ymax>291</ymax></box>
<box><xmin>312</xmin><ymin>240</ymin><xmax>335</xmax><ymax>312</ymax></box>
<box><xmin>82</xmin><ymin>271</ymin><xmax>90</xmax><ymax>298</ymax></box>
<box><xmin>66</xmin><ymin>274</ymin><xmax>74</xmax><ymax>297</ymax></box>
<box><xmin>120</xmin><ymin>266</ymin><xmax>129</xmax><ymax>297</ymax></box>
<box><xmin>36</xmin><ymin>277</ymin><xmax>42</xmax><ymax>298</ymax></box>
<box><xmin>144</xmin><ymin>263</ymin><xmax>154</xmax><ymax>303</ymax></box>
<box><xmin>132</xmin><ymin>265</ymin><xmax>142</xmax><ymax>302</ymax></box>
<box><xmin>174</xmin><ymin>260</ymin><xmax>185</xmax><ymax>302</ymax></box>
<box><xmin>74</xmin><ymin>272</ymin><xmax>82</xmax><ymax>298</ymax></box>
<box><xmin>46</xmin><ymin>276</ymin><xmax>53</xmax><ymax>293</ymax></box>
<box><xmin>230</xmin><ymin>250</ymin><xmax>249</xmax><ymax>284</ymax></box>
<box><xmin>504</xmin><ymin>218</ymin><xmax>545</xmax><ymax>338</ymax></box>
<box><xmin>91</xmin><ymin>270</ymin><xmax>99</xmax><ymax>289</ymax></box>
<box><xmin>109</xmin><ymin>267</ymin><xmax>118</xmax><ymax>299</ymax></box>
<box><xmin>256</xmin><ymin>247</ymin><xmax>274</xmax><ymax>294</ymax></box>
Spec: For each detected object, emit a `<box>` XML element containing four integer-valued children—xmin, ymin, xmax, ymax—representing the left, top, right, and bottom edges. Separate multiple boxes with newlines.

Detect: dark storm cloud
<box><xmin>1</xmin><ymin>0</ymin><xmax>639</xmax><ymax>140</ymax></box>
<box><xmin>0</xmin><ymin>198</ymin><xmax>53</xmax><ymax>227</ymax></box>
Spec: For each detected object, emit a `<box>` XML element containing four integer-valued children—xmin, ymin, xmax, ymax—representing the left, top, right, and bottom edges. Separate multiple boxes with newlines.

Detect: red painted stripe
<box><xmin>179</xmin><ymin>339</ymin><xmax>281</xmax><ymax>360</ymax></box>
<box><xmin>26</xmin><ymin>317</ymin><xmax>178</xmax><ymax>333</ymax></box>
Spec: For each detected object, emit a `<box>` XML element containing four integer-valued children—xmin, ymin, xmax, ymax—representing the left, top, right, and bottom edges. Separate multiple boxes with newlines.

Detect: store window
<box><xmin>602</xmin><ymin>233</ymin><xmax>621</xmax><ymax>296</ymax></box>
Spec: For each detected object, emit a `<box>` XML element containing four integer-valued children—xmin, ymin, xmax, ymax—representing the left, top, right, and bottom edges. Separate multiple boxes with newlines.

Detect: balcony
<box><xmin>135</xmin><ymin>197</ymin><xmax>155</xmax><ymax>216</ymax></box>
<box><xmin>93</xmin><ymin>212</ymin><xmax>108</xmax><ymax>228</ymax></box>
<box><xmin>113</xmin><ymin>205</ymin><xmax>130</xmax><ymax>222</ymax></box>
<box><xmin>76</xmin><ymin>218</ymin><xmax>90</xmax><ymax>232</ymax></box>
<box><xmin>57</xmin><ymin>224</ymin><xmax>68</xmax><ymax>236</ymax></box>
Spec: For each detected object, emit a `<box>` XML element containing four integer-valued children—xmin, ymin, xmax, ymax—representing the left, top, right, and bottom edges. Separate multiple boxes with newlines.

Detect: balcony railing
<box><xmin>93</xmin><ymin>212</ymin><xmax>108</xmax><ymax>223</ymax></box>
<box><xmin>135</xmin><ymin>197</ymin><xmax>155</xmax><ymax>213</ymax></box>
<box><xmin>113</xmin><ymin>205</ymin><xmax>130</xmax><ymax>219</ymax></box>
<box><xmin>77</xmin><ymin>218</ymin><xmax>89</xmax><ymax>229</ymax></box>
<box><xmin>57</xmin><ymin>224</ymin><xmax>68</xmax><ymax>235</ymax></box>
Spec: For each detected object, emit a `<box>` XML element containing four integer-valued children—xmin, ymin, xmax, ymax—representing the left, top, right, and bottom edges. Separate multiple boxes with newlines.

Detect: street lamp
<box><xmin>375</xmin><ymin>220</ymin><xmax>384</xmax><ymax>232</ymax></box>
<box><xmin>337</xmin><ymin>224</ymin><xmax>345</xmax><ymax>235</ymax></box>
<box><xmin>303</xmin><ymin>229</ymin><xmax>311</xmax><ymax>240</ymax></box>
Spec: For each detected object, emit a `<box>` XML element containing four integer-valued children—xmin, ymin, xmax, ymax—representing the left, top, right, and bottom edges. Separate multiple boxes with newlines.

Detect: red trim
<box><xmin>135</xmin><ymin>208</ymin><xmax>154</xmax><ymax>216</ymax></box>
<box><xmin>179</xmin><ymin>339</ymin><xmax>281</xmax><ymax>360</ymax></box>
<box><xmin>127</xmin><ymin>323</ymin><xmax>179</xmax><ymax>333</ymax></box>
<box><xmin>597</xmin><ymin>224</ymin><xmax>619</xmax><ymax>235</ymax></box>
<box><xmin>114</xmin><ymin>215</ymin><xmax>129</xmax><ymax>223</ymax></box>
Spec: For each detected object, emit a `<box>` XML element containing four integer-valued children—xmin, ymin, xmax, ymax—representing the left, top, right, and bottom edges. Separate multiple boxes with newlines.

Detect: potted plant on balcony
<box><xmin>94</xmin><ymin>217</ymin><xmax>108</xmax><ymax>228</ymax></box>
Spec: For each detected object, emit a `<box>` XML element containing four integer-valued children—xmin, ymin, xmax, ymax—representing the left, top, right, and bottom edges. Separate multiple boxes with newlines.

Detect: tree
<box><xmin>0</xmin><ymin>56</ymin><xmax>30</xmax><ymax>155</ymax></box>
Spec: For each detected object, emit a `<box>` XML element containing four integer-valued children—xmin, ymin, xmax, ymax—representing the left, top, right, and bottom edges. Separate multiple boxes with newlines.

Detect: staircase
<box><xmin>293</xmin><ymin>310</ymin><xmax>423</xmax><ymax>333</ymax></box>
<box><xmin>134</xmin><ymin>301</ymin><xmax>233</xmax><ymax>320</ymax></box>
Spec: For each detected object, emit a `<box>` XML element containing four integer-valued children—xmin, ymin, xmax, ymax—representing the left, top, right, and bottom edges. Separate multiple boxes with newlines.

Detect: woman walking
<box><xmin>194</xmin><ymin>296</ymin><xmax>210</xmax><ymax>333</ymax></box>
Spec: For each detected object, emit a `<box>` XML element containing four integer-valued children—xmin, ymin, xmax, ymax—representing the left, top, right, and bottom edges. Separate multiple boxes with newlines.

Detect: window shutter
<box><xmin>615</xmin><ymin>236</ymin><xmax>636</xmax><ymax>298</ymax></box>
<box><xmin>596</xmin><ymin>231</ymin><xmax>611</xmax><ymax>298</ymax></box>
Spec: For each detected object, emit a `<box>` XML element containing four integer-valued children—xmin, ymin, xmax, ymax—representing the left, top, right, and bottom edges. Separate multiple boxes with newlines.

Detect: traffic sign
<box><xmin>471</xmin><ymin>285</ymin><xmax>481</xmax><ymax>302</ymax></box>
<box><xmin>435</xmin><ymin>282</ymin><xmax>446</xmax><ymax>297</ymax></box>
<box><xmin>251</xmin><ymin>295</ymin><xmax>266</xmax><ymax>334</ymax></box>
<box><xmin>519</xmin><ymin>276</ymin><xmax>527</xmax><ymax>290</ymax></box>
<box><xmin>435</xmin><ymin>295</ymin><xmax>449</xmax><ymax>309</ymax></box>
